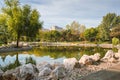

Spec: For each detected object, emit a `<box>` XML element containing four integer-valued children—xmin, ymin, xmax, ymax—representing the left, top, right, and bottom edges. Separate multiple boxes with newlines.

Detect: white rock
<box><xmin>19</xmin><ymin>63</ymin><xmax>38</xmax><ymax>79</ymax></box>
<box><xmin>90</xmin><ymin>53</ymin><xmax>101</xmax><ymax>61</ymax></box>
<box><xmin>3</xmin><ymin>69</ymin><xmax>18</xmax><ymax>80</ymax></box>
<box><xmin>63</xmin><ymin>58</ymin><xmax>78</xmax><ymax>70</ymax></box>
<box><xmin>39</xmin><ymin>67</ymin><xmax>52</xmax><ymax>76</ymax></box>
<box><xmin>109</xmin><ymin>57</ymin><xmax>117</xmax><ymax>63</ymax></box>
<box><xmin>37</xmin><ymin>62</ymin><xmax>52</xmax><ymax>72</ymax></box>
<box><xmin>49</xmin><ymin>66</ymin><xmax>66</xmax><ymax>79</ymax></box>
<box><xmin>0</xmin><ymin>69</ymin><xmax>3</xmax><ymax>76</ymax></box>
<box><xmin>115</xmin><ymin>53</ymin><xmax>120</xmax><ymax>59</ymax></box>
<box><xmin>79</xmin><ymin>55</ymin><xmax>93</xmax><ymax>65</ymax></box>
<box><xmin>103</xmin><ymin>50</ymin><xmax>114</xmax><ymax>59</ymax></box>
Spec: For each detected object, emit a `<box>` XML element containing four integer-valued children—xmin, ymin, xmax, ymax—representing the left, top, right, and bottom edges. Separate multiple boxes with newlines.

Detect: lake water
<box><xmin>0</xmin><ymin>47</ymin><xmax>110</xmax><ymax>67</ymax></box>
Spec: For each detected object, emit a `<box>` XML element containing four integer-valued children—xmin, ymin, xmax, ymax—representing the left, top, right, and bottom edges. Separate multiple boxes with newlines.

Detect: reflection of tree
<box><xmin>25</xmin><ymin>57</ymin><xmax>36</xmax><ymax>65</ymax></box>
<box><xmin>14</xmin><ymin>53</ymin><xmax>21</xmax><ymax>67</ymax></box>
<box><xmin>0</xmin><ymin>53</ymin><xmax>21</xmax><ymax>71</ymax></box>
<box><xmin>1</xmin><ymin>56</ymin><xmax>6</xmax><ymax>62</ymax></box>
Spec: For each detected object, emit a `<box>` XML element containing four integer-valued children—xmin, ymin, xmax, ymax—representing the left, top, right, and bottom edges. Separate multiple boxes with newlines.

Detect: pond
<box><xmin>0</xmin><ymin>47</ymin><xmax>111</xmax><ymax>67</ymax></box>
<box><xmin>0</xmin><ymin>46</ymin><xmax>116</xmax><ymax>71</ymax></box>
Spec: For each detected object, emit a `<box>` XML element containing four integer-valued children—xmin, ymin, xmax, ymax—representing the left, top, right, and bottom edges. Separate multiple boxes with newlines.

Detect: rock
<box><xmin>63</xmin><ymin>58</ymin><xmax>79</xmax><ymax>70</ymax></box>
<box><xmin>2</xmin><ymin>69</ymin><xmax>18</xmax><ymax>80</ymax></box>
<box><xmin>74</xmin><ymin>62</ymin><xmax>81</xmax><ymax>68</ymax></box>
<box><xmin>116</xmin><ymin>45</ymin><xmax>120</xmax><ymax>49</ymax></box>
<box><xmin>38</xmin><ymin>67</ymin><xmax>52</xmax><ymax>76</ymax></box>
<box><xmin>103</xmin><ymin>50</ymin><xmax>114</xmax><ymax>59</ymax></box>
<box><xmin>115</xmin><ymin>53</ymin><xmax>120</xmax><ymax>59</ymax></box>
<box><xmin>0</xmin><ymin>69</ymin><xmax>3</xmax><ymax>76</ymax></box>
<box><xmin>52</xmin><ymin>62</ymin><xmax>64</xmax><ymax>68</ymax></box>
<box><xmin>18</xmin><ymin>63</ymin><xmax>38</xmax><ymax>80</ymax></box>
<box><xmin>114</xmin><ymin>49</ymin><xmax>120</xmax><ymax>59</ymax></box>
<box><xmin>49</xmin><ymin>66</ymin><xmax>66</xmax><ymax>80</ymax></box>
<box><xmin>90</xmin><ymin>53</ymin><xmax>101</xmax><ymax>61</ymax></box>
<box><xmin>79</xmin><ymin>55</ymin><xmax>93</xmax><ymax>65</ymax></box>
<box><xmin>0</xmin><ymin>69</ymin><xmax>3</xmax><ymax>80</ymax></box>
<box><xmin>37</xmin><ymin>62</ymin><xmax>52</xmax><ymax>72</ymax></box>
<box><xmin>109</xmin><ymin>57</ymin><xmax>117</xmax><ymax>63</ymax></box>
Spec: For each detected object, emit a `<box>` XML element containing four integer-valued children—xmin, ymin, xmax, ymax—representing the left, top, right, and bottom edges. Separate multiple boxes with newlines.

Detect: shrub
<box><xmin>112</xmin><ymin>37</ymin><xmax>119</xmax><ymax>45</ymax></box>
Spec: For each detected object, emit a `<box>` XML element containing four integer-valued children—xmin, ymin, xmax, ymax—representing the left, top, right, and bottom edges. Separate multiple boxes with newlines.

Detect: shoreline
<box><xmin>30</xmin><ymin>42</ymin><xmax>114</xmax><ymax>48</ymax></box>
<box><xmin>0</xmin><ymin>46</ymin><xmax>32</xmax><ymax>53</ymax></box>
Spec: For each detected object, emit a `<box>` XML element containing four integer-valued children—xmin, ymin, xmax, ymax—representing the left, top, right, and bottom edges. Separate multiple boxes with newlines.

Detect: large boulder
<box><xmin>18</xmin><ymin>63</ymin><xmax>38</xmax><ymax>80</ymax></box>
<box><xmin>2</xmin><ymin>69</ymin><xmax>18</xmax><ymax>80</ymax></box>
<box><xmin>103</xmin><ymin>50</ymin><xmax>114</xmax><ymax>59</ymax></box>
<box><xmin>115</xmin><ymin>49</ymin><xmax>120</xmax><ymax>59</ymax></box>
<box><xmin>0</xmin><ymin>69</ymin><xmax>3</xmax><ymax>80</ymax></box>
<box><xmin>37</xmin><ymin>62</ymin><xmax>53</xmax><ymax>72</ymax></box>
<box><xmin>108</xmin><ymin>57</ymin><xmax>117</xmax><ymax>63</ymax></box>
<box><xmin>115</xmin><ymin>53</ymin><xmax>120</xmax><ymax>59</ymax></box>
<box><xmin>79</xmin><ymin>55</ymin><xmax>93</xmax><ymax>65</ymax></box>
<box><xmin>38</xmin><ymin>67</ymin><xmax>52</xmax><ymax>76</ymax></box>
<box><xmin>63</xmin><ymin>58</ymin><xmax>80</xmax><ymax>70</ymax></box>
<box><xmin>3</xmin><ymin>64</ymin><xmax>39</xmax><ymax>80</ymax></box>
<box><xmin>90</xmin><ymin>53</ymin><xmax>101</xmax><ymax>61</ymax></box>
<box><xmin>0</xmin><ymin>69</ymin><xmax>3</xmax><ymax>76</ymax></box>
<box><xmin>49</xmin><ymin>66</ymin><xmax>66</xmax><ymax>80</ymax></box>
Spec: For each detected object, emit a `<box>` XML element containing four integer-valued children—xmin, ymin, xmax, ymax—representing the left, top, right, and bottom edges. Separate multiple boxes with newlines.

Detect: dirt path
<box><xmin>79</xmin><ymin>63</ymin><xmax>120</xmax><ymax>80</ymax></box>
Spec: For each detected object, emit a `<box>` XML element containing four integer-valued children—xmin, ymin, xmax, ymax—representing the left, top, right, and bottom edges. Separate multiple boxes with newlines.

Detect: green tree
<box><xmin>110</xmin><ymin>24</ymin><xmax>120</xmax><ymax>38</ymax></box>
<box><xmin>2</xmin><ymin>0</ymin><xmax>42</xmax><ymax>47</ymax></box>
<box><xmin>98</xmin><ymin>13</ymin><xmax>120</xmax><ymax>41</ymax></box>
<box><xmin>66</xmin><ymin>21</ymin><xmax>86</xmax><ymax>35</ymax></box>
<box><xmin>0</xmin><ymin>14</ymin><xmax>10</xmax><ymax>44</ymax></box>
<box><xmin>84</xmin><ymin>28</ymin><xmax>98</xmax><ymax>41</ymax></box>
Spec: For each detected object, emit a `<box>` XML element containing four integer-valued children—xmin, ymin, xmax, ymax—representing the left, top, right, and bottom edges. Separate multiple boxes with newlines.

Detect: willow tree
<box><xmin>2</xmin><ymin>0</ymin><xmax>42</xmax><ymax>47</ymax></box>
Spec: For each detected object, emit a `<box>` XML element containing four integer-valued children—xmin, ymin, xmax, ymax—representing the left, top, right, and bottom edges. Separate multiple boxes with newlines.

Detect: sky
<box><xmin>0</xmin><ymin>0</ymin><xmax>120</xmax><ymax>29</ymax></box>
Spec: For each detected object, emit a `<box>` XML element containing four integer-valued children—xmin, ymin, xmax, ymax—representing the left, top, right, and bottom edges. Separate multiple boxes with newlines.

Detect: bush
<box><xmin>112</xmin><ymin>37</ymin><xmax>119</xmax><ymax>45</ymax></box>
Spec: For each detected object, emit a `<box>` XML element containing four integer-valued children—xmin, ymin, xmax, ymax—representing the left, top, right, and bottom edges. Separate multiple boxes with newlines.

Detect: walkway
<box><xmin>79</xmin><ymin>64</ymin><xmax>120</xmax><ymax>80</ymax></box>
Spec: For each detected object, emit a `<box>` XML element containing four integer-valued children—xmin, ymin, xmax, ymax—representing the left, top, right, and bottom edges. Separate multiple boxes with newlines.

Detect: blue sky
<box><xmin>0</xmin><ymin>0</ymin><xmax>120</xmax><ymax>29</ymax></box>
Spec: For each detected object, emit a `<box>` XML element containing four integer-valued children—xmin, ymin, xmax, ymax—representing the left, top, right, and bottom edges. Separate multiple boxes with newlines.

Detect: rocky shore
<box><xmin>0</xmin><ymin>49</ymin><xmax>120</xmax><ymax>80</ymax></box>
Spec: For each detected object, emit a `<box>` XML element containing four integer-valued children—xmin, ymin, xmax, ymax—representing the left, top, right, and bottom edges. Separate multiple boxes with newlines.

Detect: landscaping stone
<box><xmin>63</xmin><ymin>58</ymin><xmax>79</xmax><ymax>69</ymax></box>
<box><xmin>103</xmin><ymin>50</ymin><xmax>114</xmax><ymax>59</ymax></box>
<box><xmin>115</xmin><ymin>53</ymin><xmax>120</xmax><ymax>59</ymax></box>
<box><xmin>2</xmin><ymin>69</ymin><xmax>18</xmax><ymax>80</ymax></box>
<box><xmin>18</xmin><ymin>63</ymin><xmax>38</xmax><ymax>80</ymax></box>
<box><xmin>79</xmin><ymin>55</ymin><xmax>93</xmax><ymax>65</ymax></box>
<box><xmin>0</xmin><ymin>69</ymin><xmax>3</xmax><ymax>76</ymax></box>
<box><xmin>37</xmin><ymin>62</ymin><xmax>53</xmax><ymax>72</ymax></box>
<box><xmin>38</xmin><ymin>67</ymin><xmax>52</xmax><ymax>76</ymax></box>
<box><xmin>90</xmin><ymin>53</ymin><xmax>101</xmax><ymax>62</ymax></box>
<box><xmin>108</xmin><ymin>57</ymin><xmax>117</xmax><ymax>63</ymax></box>
<box><xmin>49</xmin><ymin>66</ymin><xmax>66</xmax><ymax>80</ymax></box>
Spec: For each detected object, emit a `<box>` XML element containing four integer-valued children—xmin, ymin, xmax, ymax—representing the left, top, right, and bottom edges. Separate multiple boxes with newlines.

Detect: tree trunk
<box><xmin>16</xmin><ymin>33</ymin><xmax>20</xmax><ymax>48</ymax></box>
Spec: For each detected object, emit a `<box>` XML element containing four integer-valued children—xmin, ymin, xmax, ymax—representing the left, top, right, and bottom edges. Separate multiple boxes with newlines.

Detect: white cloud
<box><xmin>1</xmin><ymin>0</ymin><xmax>120</xmax><ymax>29</ymax></box>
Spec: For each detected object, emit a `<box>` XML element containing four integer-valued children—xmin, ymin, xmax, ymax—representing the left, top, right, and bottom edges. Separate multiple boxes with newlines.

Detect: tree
<box><xmin>98</xmin><ymin>13</ymin><xmax>120</xmax><ymax>41</ymax></box>
<box><xmin>84</xmin><ymin>28</ymin><xmax>98</xmax><ymax>41</ymax></box>
<box><xmin>66</xmin><ymin>21</ymin><xmax>86</xmax><ymax>34</ymax></box>
<box><xmin>110</xmin><ymin>24</ymin><xmax>120</xmax><ymax>38</ymax></box>
<box><xmin>2</xmin><ymin>0</ymin><xmax>42</xmax><ymax>47</ymax></box>
<box><xmin>0</xmin><ymin>14</ymin><xmax>10</xmax><ymax>44</ymax></box>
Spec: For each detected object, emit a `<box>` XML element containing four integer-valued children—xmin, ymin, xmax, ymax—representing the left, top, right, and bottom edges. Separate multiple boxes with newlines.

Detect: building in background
<box><xmin>50</xmin><ymin>26</ymin><xmax>63</xmax><ymax>31</ymax></box>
